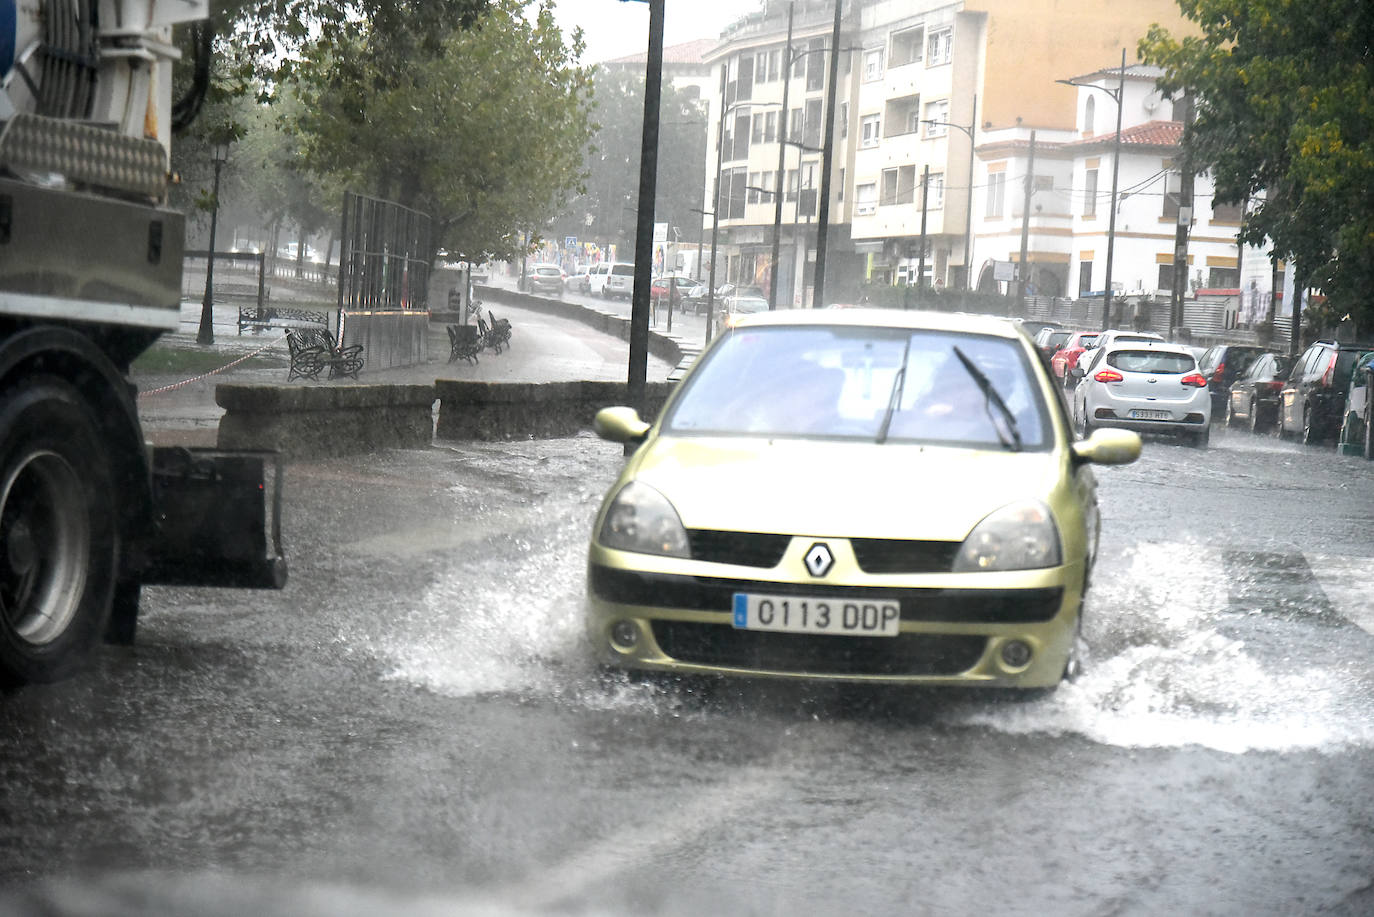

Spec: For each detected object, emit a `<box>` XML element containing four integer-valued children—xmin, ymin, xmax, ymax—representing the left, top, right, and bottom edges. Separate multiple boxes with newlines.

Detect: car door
<box><xmin>1281</xmin><ymin>345</ymin><xmax>1320</xmax><ymax>430</ymax></box>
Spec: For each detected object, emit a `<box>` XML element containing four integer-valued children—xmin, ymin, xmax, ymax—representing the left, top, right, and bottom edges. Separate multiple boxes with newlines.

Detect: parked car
<box><xmin>566</xmin><ymin>264</ymin><xmax>595</xmax><ymax>294</ymax></box>
<box><xmin>1015</xmin><ymin>319</ymin><xmax>1063</xmax><ymax>340</ymax></box>
<box><xmin>650</xmin><ymin>273</ymin><xmax>694</xmax><ymax>307</ymax></box>
<box><xmin>1070</xmin><ymin>340</ymin><xmax>1211</xmax><ymax>446</ymax></box>
<box><xmin>1223</xmin><ymin>351</ymin><xmax>1292</xmax><ymax>433</ymax></box>
<box><xmin>711</xmin><ymin>293</ymin><xmax>769</xmax><ymax>337</ymax></box>
<box><xmin>1094</xmin><ymin>329</ymin><xmax>1165</xmax><ymax>350</ymax></box>
<box><xmin>585</xmin><ymin>309</ymin><xmax>1141</xmax><ymax>692</ymax></box>
<box><xmin>1033</xmin><ymin>327</ymin><xmax>1074</xmax><ymax>362</ymax></box>
<box><xmin>1336</xmin><ymin>351</ymin><xmax>1374</xmax><ymax>458</ymax></box>
<box><xmin>1198</xmin><ymin>344</ymin><xmax>1267</xmax><ymax>421</ymax></box>
<box><xmin>1277</xmin><ymin>339</ymin><xmax>1374</xmax><ymax>444</ymax></box>
<box><xmin>526</xmin><ymin>262</ymin><xmax>565</xmax><ymax>296</ymax></box>
<box><xmin>1049</xmin><ymin>331</ymin><xmax>1101</xmax><ymax>386</ymax></box>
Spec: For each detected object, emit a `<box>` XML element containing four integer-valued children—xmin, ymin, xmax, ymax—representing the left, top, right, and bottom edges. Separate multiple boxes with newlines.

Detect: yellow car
<box><xmin>586</xmin><ymin>309</ymin><xmax>1141</xmax><ymax>690</ymax></box>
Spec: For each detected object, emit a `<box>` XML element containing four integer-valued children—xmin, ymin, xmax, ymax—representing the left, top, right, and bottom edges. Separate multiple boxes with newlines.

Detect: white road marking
<box><xmin>1307</xmin><ymin>553</ymin><xmax>1374</xmax><ymax>636</ymax></box>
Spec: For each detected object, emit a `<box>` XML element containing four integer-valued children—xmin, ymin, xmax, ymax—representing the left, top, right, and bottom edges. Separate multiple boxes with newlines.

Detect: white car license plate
<box><xmin>733</xmin><ymin>593</ymin><xmax>900</xmax><ymax>637</ymax></box>
<box><xmin>1130</xmin><ymin>409</ymin><xmax>1171</xmax><ymax>420</ymax></box>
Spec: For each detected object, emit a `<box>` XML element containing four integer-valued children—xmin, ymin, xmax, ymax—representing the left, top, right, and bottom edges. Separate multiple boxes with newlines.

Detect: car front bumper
<box><xmin>585</xmin><ymin>555</ymin><xmax>1086</xmax><ymax>688</ymax></box>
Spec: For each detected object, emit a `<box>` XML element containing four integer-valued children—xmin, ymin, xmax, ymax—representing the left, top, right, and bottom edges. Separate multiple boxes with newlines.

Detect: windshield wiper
<box><xmin>952</xmin><ymin>345</ymin><xmax>1023</xmax><ymax>452</ymax></box>
<box><xmin>876</xmin><ymin>337</ymin><xmax>912</xmax><ymax>444</ymax></box>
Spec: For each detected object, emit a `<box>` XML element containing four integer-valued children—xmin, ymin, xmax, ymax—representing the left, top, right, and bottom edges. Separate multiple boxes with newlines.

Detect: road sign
<box><xmin>565</xmin><ymin>236</ymin><xmax>578</xmax><ymax>248</ymax></box>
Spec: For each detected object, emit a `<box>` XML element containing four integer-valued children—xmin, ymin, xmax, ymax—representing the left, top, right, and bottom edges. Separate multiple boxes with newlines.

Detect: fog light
<box><xmin>610</xmin><ymin>620</ymin><xmax>639</xmax><ymax>648</ymax></box>
<box><xmin>1000</xmin><ymin>640</ymin><xmax>1033</xmax><ymax>668</ymax></box>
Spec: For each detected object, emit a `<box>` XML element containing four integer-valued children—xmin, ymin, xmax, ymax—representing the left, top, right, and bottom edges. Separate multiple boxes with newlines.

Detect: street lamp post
<box><xmin>1059</xmin><ymin>49</ymin><xmax>1126</xmax><ymax>330</ymax></box>
<box><xmin>768</xmin><ymin>1</ymin><xmax>795</xmax><ymax>310</ymax></box>
<box><xmin>196</xmin><ymin>140</ymin><xmax>231</xmax><ymax>346</ymax></box>
<box><xmin>921</xmin><ymin>94</ymin><xmax>978</xmax><ymax>291</ymax></box>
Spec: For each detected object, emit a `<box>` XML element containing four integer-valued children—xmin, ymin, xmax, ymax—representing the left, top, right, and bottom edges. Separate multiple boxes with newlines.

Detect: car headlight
<box><xmin>953</xmin><ymin>501</ymin><xmax>1062</xmax><ymax>572</ymax></box>
<box><xmin>597</xmin><ymin>481</ymin><xmax>690</xmax><ymax>557</ymax></box>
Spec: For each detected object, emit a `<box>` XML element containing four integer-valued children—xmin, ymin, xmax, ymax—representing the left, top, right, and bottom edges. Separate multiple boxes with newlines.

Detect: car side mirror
<box><xmin>1068</xmin><ymin>366</ymin><xmax>1086</xmax><ymax>380</ymax></box>
<box><xmin>594</xmin><ymin>406</ymin><xmax>651</xmax><ymax>444</ymax></box>
<box><xmin>1071</xmin><ymin>428</ymin><xmax>1142</xmax><ymax>465</ymax></box>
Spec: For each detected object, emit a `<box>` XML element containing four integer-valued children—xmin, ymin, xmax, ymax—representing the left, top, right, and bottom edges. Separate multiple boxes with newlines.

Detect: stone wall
<box><xmin>216</xmin><ymin>383</ymin><xmax>436</xmax><ymax>458</ymax></box>
<box><xmin>435</xmin><ymin>380</ymin><xmax>675</xmax><ymax>442</ymax></box>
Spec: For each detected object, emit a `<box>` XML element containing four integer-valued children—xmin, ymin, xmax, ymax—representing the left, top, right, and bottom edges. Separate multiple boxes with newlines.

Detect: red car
<box><xmin>1050</xmin><ymin>331</ymin><xmax>1101</xmax><ymax>385</ymax></box>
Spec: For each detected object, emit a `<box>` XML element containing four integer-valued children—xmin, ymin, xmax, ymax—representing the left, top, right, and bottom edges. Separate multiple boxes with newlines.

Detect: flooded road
<box><xmin>2</xmin><ymin>426</ymin><xmax>1372</xmax><ymax>915</ymax></box>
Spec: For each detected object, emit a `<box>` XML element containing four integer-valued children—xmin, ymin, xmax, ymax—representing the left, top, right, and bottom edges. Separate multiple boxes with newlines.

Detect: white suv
<box><xmin>589</xmin><ymin>262</ymin><xmax>635</xmax><ymax>299</ymax></box>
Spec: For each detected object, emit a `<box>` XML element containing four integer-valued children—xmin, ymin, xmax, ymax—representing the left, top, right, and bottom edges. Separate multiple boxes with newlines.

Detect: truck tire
<box><xmin>0</xmin><ymin>376</ymin><xmax>118</xmax><ymax>685</ymax></box>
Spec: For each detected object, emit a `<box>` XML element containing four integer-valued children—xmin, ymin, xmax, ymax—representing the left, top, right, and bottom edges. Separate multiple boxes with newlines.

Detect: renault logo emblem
<box><xmin>804</xmin><ymin>542</ymin><xmax>835</xmax><ymax>577</ymax></box>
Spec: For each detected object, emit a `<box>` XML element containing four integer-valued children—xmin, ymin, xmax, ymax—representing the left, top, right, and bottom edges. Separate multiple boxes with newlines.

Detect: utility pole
<box><xmin>916</xmin><ymin>164</ymin><xmax>930</xmax><ymax>297</ymax></box>
<box><xmin>1169</xmin><ymin>94</ymin><xmax>1194</xmax><ymax>335</ymax></box>
<box><xmin>1100</xmin><ymin>48</ymin><xmax>1126</xmax><ymax>330</ymax></box>
<box><xmin>768</xmin><ymin>1</ymin><xmax>794</xmax><ymax>310</ymax></box>
<box><xmin>627</xmin><ymin>0</ymin><xmax>664</xmax><ymax>417</ymax></box>
<box><xmin>706</xmin><ymin>63</ymin><xmax>727</xmax><ymax>344</ymax></box>
<box><xmin>811</xmin><ymin>0</ymin><xmax>843</xmax><ymax>309</ymax></box>
<box><xmin>1015</xmin><ymin>130</ymin><xmax>1036</xmax><ymax>316</ymax></box>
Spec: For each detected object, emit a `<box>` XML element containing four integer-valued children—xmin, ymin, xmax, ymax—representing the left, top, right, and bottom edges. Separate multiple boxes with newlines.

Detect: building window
<box><xmin>986</xmin><ymin>170</ymin><xmax>1006</xmax><ymax>217</ymax></box>
<box><xmin>923</xmin><ymin>99</ymin><xmax>949</xmax><ymax>137</ymax></box>
<box><xmin>863</xmin><ymin>48</ymin><xmax>884</xmax><ymax>82</ymax></box>
<box><xmin>926</xmin><ymin>172</ymin><xmax>944</xmax><ymax>209</ymax></box>
<box><xmin>1157</xmin><ymin>263</ymin><xmax>1173</xmax><ymax>291</ymax></box>
<box><xmin>1208</xmin><ymin>266</ymin><xmax>1239</xmax><ymax>287</ymax></box>
<box><xmin>755</xmin><ymin>52</ymin><xmax>768</xmax><ymax>84</ymax></box>
<box><xmin>786</xmin><ymin>168</ymin><xmax>798</xmax><ymax>202</ymax></box>
<box><xmin>839</xmin><ymin>101</ymin><xmax>848</xmax><ymax>139</ymax></box>
<box><xmin>1083</xmin><ymin>168</ymin><xmax>1098</xmax><ymax>217</ymax></box>
<box><xmin>806</xmin><ymin>37</ymin><xmax>825</xmax><ymax>92</ymax></box>
<box><xmin>880</xmin><ymin>165</ymin><xmax>916</xmax><ymax>206</ymax></box>
<box><xmin>1163</xmin><ymin>169</ymin><xmax>1182</xmax><ymax>219</ymax></box>
<box><xmin>890</xmin><ymin>26</ymin><xmax>924</xmax><ymax>67</ymax></box>
<box><xmin>884</xmin><ymin>95</ymin><xmax>919</xmax><ymax>137</ymax></box>
<box><xmin>855</xmin><ymin>182</ymin><xmax>877</xmax><ymax>215</ymax></box>
<box><xmin>765</xmin><ymin>111</ymin><xmax>777</xmax><ymax>143</ymax></box>
<box><xmin>1080</xmin><ymin>261</ymin><xmax>1094</xmax><ymax>295</ymax></box>
<box><xmin>1212</xmin><ymin>196</ymin><xmax>1243</xmax><ymax>222</ymax></box>
<box><xmin>736</xmin><ymin>53</ymin><xmax>753</xmax><ymax>101</ymax></box>
<box><xmin>926</xmin><ymin>27</ymin><xmax>952</xmax><ymax>66</ymax></box>
<box><xmin>752</xmin><ymin>113</ymin><xmax>765</xmax><ymax>144</ymax></box>
<box><xmin>747</xmin><ymin>172</ymin><xmax>760</xmax><ymax>204</ymax></box>
<box><xmin>861</xmin><ymin>113</ymin><xmax>882</xmax><ymax>148</ymax></box>
<box><xmin>804</xmin><ymin>98</ymin><xmax>823</xmax><ymax>149</ymax></box>
<box><xmin>1084</xmin><ymin>96</ymin><xmax>1096</xmax><ymax>134</ymax></box>
<box><xmin>839</xmin><ymin>167</ymin><xmax>845</xmax><ymax>202</ymax></box>
<box><xmin>790</xmin><ymin>107</ymin><xmax>803</xmax><ymax>139</ymax></box>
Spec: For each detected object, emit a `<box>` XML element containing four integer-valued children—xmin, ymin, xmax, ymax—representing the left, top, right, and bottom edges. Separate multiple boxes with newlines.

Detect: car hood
<box><xmin>626</xmin><ymin>436</ymin><xmax>1066</xmax><ymax>541</ymax></box>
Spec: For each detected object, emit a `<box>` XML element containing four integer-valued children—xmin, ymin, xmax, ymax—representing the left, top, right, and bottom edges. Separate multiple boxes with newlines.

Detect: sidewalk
<box><xmin>134</xmin><ymin>299</ymin><xmax>677</xmax><ymax>446</ymax></box>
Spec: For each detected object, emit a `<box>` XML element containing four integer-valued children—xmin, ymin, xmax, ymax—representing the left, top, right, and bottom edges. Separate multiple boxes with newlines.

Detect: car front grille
<box><xmin>687</xmin><ymin>530</ymin><xmax>791</xmax><ymax>567</ymax></box>
<box><xmin>589</xmin><ymin>566</ymin><xmax>1064</xmax><ymax>623</ymax></box>
<box><xmin>685</xmin><ymin>530</ymin><xmax>960</xmax><ymax>573</ymax></box>
<box><xmin>651</xmin><ymin>621</ymin><xmax>987</xmax><ymax>676</ymax></box>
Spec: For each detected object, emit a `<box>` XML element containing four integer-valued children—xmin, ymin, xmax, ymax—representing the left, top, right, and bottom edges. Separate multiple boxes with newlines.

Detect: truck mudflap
<box><xmin>141</xmin><ymin>447</ymin><xmax>288</xmax><ymax>590</ymax></box>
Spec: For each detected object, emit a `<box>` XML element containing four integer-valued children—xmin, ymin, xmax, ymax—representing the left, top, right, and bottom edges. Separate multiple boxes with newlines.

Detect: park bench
<box><xmin>447</xmin><ymin>324</ymin><xmax>482</xmax><ymax>364</ymax></box>
<box><xmin>483</xmin><ymin>309</ymin><xmax>512</xmax><ymax>353</ymax></box>
<box><xmin>285</xmin><ymin>327</ymin><xmax>365</xmax><ymax>381</ymax></box>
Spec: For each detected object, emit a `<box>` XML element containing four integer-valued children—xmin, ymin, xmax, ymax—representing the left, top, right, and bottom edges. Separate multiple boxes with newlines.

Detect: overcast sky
<box><xmin>552</xmin><ymin>0</ymin><xmax>759</xmax><ymax>64</ymax></box>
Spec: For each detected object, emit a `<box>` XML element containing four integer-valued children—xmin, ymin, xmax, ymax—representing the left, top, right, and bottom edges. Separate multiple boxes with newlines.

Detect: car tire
<box><xmin>0</xmin><ymin>375</ymin><xmax>119</xmax><ymax>686</ymax></box>
<box><xmin>1225</xmin><ymin>398</ymin><xmax>1239</xmax><ymax>428</ymax></box>
<box><xmin>1249</xmin><ymin>399</ymin><xmax>1263</xmax><ymax>434</ymax></box>
<box><xmin>1190</xmin><ymin>425</ymin><xmax>1210</xmax><ymax>448</ymax></box>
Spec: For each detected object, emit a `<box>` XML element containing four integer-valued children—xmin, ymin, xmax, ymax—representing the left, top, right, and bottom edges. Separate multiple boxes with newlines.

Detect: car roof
<box><xmin>727</xmin><ymin>308</ymin><xmax>1025</xmax><ymax>340</ymax></box>
<box><xmin>1101</xmin><ymin>340</ymin><xmax>1196</xmax><ymax>357</ymax></box>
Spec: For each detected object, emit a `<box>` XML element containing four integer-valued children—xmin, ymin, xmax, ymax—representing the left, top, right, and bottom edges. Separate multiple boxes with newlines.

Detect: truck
<box><xmin>1</xmin><ymin>0</ymin><xmax>287</xmax><ymax>684</ymax></box>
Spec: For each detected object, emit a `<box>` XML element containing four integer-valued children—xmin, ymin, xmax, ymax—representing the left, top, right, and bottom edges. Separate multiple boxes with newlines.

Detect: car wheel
<box><xmin>1190</xmin><ymin>425</ymin><xmax>1210</xmax><ymax>448</ymax></box>
<box><xmin>1225</xmin><ymin>398</ymin><xmax>1239</xmax><ymax>428</ymax></box>
<box><xmin>1248</xmin><ymin>399</ymin><xmax>1263</xmax><ymax>434</ymax></box>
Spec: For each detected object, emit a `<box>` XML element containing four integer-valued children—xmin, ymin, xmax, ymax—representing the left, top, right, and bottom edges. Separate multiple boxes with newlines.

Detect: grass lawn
<box><xmin>131</xmin><ymin>341</ymin><xmax>286</xmax><ymax>375</ymax></box>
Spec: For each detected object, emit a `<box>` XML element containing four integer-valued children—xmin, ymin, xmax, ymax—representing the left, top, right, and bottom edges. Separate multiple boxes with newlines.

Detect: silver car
<box><xmin>1069</xmin><ymin>341</ymin><xmax>1212</xmax><ymax>447</ymax></box>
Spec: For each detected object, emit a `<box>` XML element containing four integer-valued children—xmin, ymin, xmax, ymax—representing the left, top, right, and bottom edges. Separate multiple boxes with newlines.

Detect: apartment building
<box><xmin>701</xmin><ymin>0</ymin><xmax>1196</xmax><ymax>306</ymax></box>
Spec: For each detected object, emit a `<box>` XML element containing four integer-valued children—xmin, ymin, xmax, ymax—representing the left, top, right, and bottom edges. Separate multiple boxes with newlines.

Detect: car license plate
<box><xmin>1130</xmin><ymin>409</ymin><xmax>1171</xmax><ymax>420</ymax></box>
<box><xmin>733</xmin><ymin>593</ymin><xmax>900</xmax><ymax>637</ymax></box>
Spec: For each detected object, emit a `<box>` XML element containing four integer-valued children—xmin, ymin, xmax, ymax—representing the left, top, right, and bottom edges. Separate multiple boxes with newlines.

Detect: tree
<box><xmin>548</xmin><ymin>68</ymin><xmax>709</xmax><ymax>255</ymax></box>
<box><xmin>1140</xmin><ymin>0</ymin><xmax>1374</xmax><ymax>334</ymax></box>
<box><xmin>286</xmin><ymin>0</ymin><xmax>595</xmax><ymax>264</ymax></box>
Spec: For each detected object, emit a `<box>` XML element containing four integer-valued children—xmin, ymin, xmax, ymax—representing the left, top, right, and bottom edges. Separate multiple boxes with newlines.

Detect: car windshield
<box><xmin>1107</xmin><ymin>349</ymin><xmax>1196</xmax><ymax>374</ymax></box>
<box><xmin>534</xmin><ymin>266</ymin><xmax>561</xmax><ymax>276</ymax></box>
<box><xmin>730</xmin><ymin>296</ymin><xmax>769</xmax><ymax>314</ymax></box>
<box><xmin>664</xmin><ymin>325</ymin><xmax>1049</xmax><ymax>449</ymax></box>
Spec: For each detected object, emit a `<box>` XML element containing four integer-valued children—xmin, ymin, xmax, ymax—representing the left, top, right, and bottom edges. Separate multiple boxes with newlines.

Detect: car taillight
<box><xmin>1263</xmin><ymin>381</ymin><xmax>1283</xmax><ymax>391</ymax></box>
<box><xmin>1320</xmin><ymin>354</ymin><xmax>1336</xmax><ymax>387</ymax></box>
<box><xmin>1181</xmin><ymin>373</ymin><xmax>1208</xmax><ymax>387</ymax></box>
<box><xmin>1211</xmin><ymin>363</ymin><xmax>1224</xmax><ymax>384</ymax></box>
<box><xmin>1094</xmin><ymin>369</ymin><xmax>1124</xmax><ymax>383</ymax></box>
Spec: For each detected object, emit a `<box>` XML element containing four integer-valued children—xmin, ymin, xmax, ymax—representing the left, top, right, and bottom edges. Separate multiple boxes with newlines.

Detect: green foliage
<box><xmin>548</xmin><ymin>68</ymin><xmax>710</xmax><ymax>252</ymax></box>
<box><xmin>1140</xmin><ymin>0</ymin><xmax>1374</xmax><ymax>334</ymax></box>
<box><xmin>285</xmin><ymin>0</ymin><xmax>595</xmax><ymax>264</ymax></box>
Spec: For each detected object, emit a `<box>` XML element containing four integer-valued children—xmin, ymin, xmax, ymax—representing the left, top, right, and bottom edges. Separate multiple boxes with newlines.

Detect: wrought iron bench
<box><xmin>285</xmin><ymin>327</ymin><xmax>365</xmax><ymax>381</ymax></box>
<box><xmin>239</xmin><ymin>306</ymin><xmax>330</xmax><ymax>335</ymax></box>
<box><xmin>483</xmin><ymin>309</ymin><xmax>512</xmax><ymax>353</ymax></box>
<box><xmin>447</xmin><ymin>324</ymin><xmax>482</xmax><ymax>364</ymax></box>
